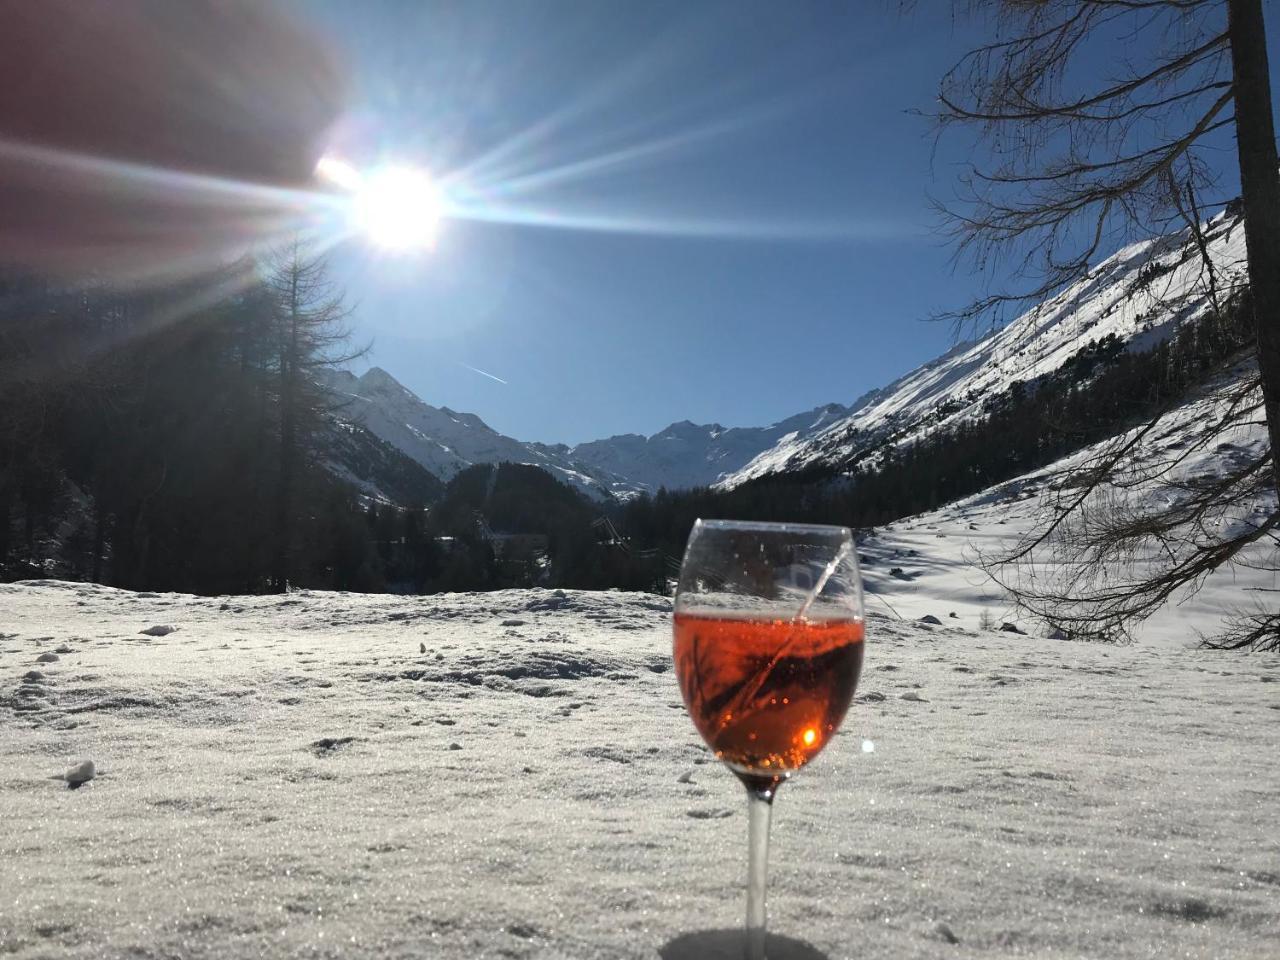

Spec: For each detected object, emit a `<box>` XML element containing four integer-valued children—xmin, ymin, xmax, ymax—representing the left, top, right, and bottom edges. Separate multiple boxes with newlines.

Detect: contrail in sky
<box><xmin>455</xmin><ymin>360</ymin><xmax>508</xmax><ymax>385</ymax></box>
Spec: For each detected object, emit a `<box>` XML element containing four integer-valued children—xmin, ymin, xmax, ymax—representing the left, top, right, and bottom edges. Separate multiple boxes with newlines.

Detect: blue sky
<box><xmin>305</xmin><ymin>1</ymin><xmax>1271</xmax><ymax>445</ymax></box>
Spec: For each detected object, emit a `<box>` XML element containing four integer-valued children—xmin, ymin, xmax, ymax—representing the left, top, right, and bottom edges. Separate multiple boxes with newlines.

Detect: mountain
<box><xmin>563</xmin><ymin>403</ymin><xmax>851</xmax><ymax>492</ymax></box>
<box><xmin>719</xmin><ymin>206</ymin><xmax>1249</xmax><ymax>487</ymax></box>
<box><xmin>321</xmin><ymin>367</ymin><xmax>634</xmax><ymax>501</ymax></box>
<box><xmin>321</xmin><ymin>368</ymin><xmax>852</xmax><ymax>501</ymax></box>
<box><xmin>322</xmin><ymin>205</ymin><xmax>1247</xmax><ymax>506</ymax></box>
<box><xmin>320</xmin><ymin>419</ymin><xmax>444</xmax><ymax>506</ymax></box>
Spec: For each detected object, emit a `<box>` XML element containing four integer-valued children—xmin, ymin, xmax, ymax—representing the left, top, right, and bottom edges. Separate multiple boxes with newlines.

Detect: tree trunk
<box><xmin>90</xmin><ymin>486</ymin><xmax>106</xmax><ymax>583</ymax></box>
<box><xmin>1228</xmin><ymin>0</ymin><xmax>1280</xmax><ymax>496</ymax></box>
<box><xmin>274</xmin><ymin>349</ymin><xmax>294</xmax><ymax>592</ymax></box>
<box><xmin>273</xmin><ymin>267</ymin><xmax>300</xmax><ymax>593</ymax></box>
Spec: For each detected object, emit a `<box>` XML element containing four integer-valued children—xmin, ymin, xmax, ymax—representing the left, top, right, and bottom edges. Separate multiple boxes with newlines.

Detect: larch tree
<box><xmin>262</xmin><ymin>239</ymin><xmax>362</xmax><ymax>592</ymax></box>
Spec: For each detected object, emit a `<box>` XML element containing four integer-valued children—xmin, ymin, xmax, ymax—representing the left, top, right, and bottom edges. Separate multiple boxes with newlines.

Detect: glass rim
<box><xmin>692</xmin><ymin>518</ymin><xmax>853</xmax><ymax>539</ymax></box>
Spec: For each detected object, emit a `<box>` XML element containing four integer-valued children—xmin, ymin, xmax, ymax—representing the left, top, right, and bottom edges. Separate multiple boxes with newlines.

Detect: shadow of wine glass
<box><xmin>660</xmin><ymin>929</ymin><xmax>830</xmax><ymax>960</ymax></box>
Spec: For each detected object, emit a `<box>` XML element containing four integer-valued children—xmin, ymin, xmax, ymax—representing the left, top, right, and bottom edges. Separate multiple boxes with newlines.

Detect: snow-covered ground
<box><xmin>3</xmin><ymin>581</ymin><xmax>1278</xmax><ymax>959</ymax></box>
<box><xmin>859</xmin><ymin>366</ymin><xmax>1276</xmax><ymax>648</ymax></box>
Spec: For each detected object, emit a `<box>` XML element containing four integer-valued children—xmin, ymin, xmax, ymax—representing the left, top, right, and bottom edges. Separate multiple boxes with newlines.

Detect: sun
<box><xmin>353</xmin><ymin>166</ymin><xmax>444</xmax><ymax>251</ymax></box>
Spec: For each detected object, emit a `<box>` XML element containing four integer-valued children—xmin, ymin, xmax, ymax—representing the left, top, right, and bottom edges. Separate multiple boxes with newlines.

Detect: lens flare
<box><xmin>316</xmin><ymin>156</ymin><xmax>443</xmax><ymax>252</ymax></box>
<box><xmin>354</xmin><ymin>166</ymin><xmax>443</xmax><ymax>251</ymax></box>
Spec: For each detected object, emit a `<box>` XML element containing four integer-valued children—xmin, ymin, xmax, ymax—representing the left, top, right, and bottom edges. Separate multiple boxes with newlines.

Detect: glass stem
<box><xmin>745</xmin><ymin>784</ymin><xmax>775</xmax><ymax>960</ymax></box>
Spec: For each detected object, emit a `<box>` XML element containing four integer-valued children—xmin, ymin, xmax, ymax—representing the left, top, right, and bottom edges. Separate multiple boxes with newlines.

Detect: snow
<box><xmin>857</xmin><ymin>364</ymin><xmax>1275</xmax><ymax>647</ymax></box>
<box><xmin>3</xmin><ymin>580</ymin><xmax>1279</xmax><ymax>958</ymax></box>
<box><xmin>722</xmin><ymin>211</ymin><xmax>1251</xmax><ymax>488</ymax></box>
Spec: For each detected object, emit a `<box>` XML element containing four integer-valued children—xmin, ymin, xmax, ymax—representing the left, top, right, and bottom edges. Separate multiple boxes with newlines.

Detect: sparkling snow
<box><xmin>2</xmin><ymin>581</ymin><xmax>1278</xmax><ymax>958</ymax></box>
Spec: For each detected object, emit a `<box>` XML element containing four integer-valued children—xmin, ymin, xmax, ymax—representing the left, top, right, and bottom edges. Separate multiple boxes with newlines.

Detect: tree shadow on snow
<box><xmin>660</xmin><ymin>929</ymin><xmax>829</xmax><ymax>960</ymax></box>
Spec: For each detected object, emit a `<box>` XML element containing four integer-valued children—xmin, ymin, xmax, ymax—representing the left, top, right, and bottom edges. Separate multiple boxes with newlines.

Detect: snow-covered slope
<box><xmin>320</xmin><ymin>419</ymin><xmax>444</xmax><ymax>506</ymax></box>
<box><xmin>323</xmin><ymin>368</ymin><xmax>632</xmax><ymax>501</ymax></box>
<box><xmin>3</xmin><ymin>581</ymin><xmax>1278</xmax><ymax>959</ymax></box>
<box><xmin>565</xmin><ymin>403</ymin><xmax>851</xmax><ymax>492</ymax></box>
<box><xmin>722</xmin><ymin>209</ymin><xmax>1250</xmax><ymax>487</ymax></box>
<box><xmin>856</xmin><ymin>359</ymin><xmax>1274</xmax><ymax>646</ymax></box>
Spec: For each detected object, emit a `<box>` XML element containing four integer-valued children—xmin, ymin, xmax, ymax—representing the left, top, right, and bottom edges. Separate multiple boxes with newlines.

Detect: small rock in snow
<box><xmin>54</xmin><ymin>644</ymin><xmax>73</xmax><ymax>654</ymax></box>
<box><xmin>949</xmin><ymin>612</ymin><xmax>959</xmax><ymax>619</ymax></box>
<box><xmin>900</xmin><ymin>691</ymin><xmax>929</xmax><ymax>702</ymax></box>
<box><xmin>501</xmin><ymin>619</ymin><xmax>526</xmax><ymax>627</ymax></box>
<box><xmin>859</xmin><ymin>691</ymin><xmax>887</xmax><ymax>702</ymax></box>
<box><xmin>1000</xmin><ymin>622</ymin><xmax>1025</xmax><ymax>635</ymax></box>
<box><xmin>61</xmin><ymin>759</ymin><xmax>97</xmax><ymax>789</ymax></box>
<box><xmin>677</xmin><ymin>770</ymin><xmax>696</xmax><ymax>784</ymax></box>
<box><xmin>140</xmin><ymin>625</ymin><xmax>177</xmax><ymax>637</ymax></box>
<box><xmin>918</xmin><ymin>615</ymin><xmax>943</xmax><ymax>626</ymax></box>
<box><xmin>419</xmin><ymin>642</ymin><xmax>426</xmax><ymax>654</ymax></box>
<box><xmin>22</xmin><ymin>670</ymin><xmax>47</xmax><ymax>683</ymax></box>
<box><xmin>35</xmin><ymin>652</ymin><xmax>59</xmax><ymax>663</ymax></box>
<box><xmin>448</xmin><ymin>742</ymin><xmax>463</xmax><ymax>750</ymax></box>
<box><xmin>310</xmin><ymin>736</ymin><xmax>357</xmax><ymax>755</ymax></box>
<box><xmin>934</xmin><ymin>921</ymin><xmax>960</xmax><ymax>945</ymax></box>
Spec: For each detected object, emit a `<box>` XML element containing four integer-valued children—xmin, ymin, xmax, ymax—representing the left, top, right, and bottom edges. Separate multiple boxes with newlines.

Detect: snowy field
<box><xmin>2</xmin><ymin>581</ymin><xmax>1279</xmax><ymax>959</ymax></box>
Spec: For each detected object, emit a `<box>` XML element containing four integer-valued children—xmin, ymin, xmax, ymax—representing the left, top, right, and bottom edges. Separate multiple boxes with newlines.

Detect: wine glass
<box><xmin>672</xmin><ymin>519</ymin><xmax>865</xmax><ymax>960</ymax></box>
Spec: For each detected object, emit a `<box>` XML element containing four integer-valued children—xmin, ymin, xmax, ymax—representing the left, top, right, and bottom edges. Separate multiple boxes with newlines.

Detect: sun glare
<box><xmin>353</xmin><ymin>166</ymin><xmax>443</xmax><ymax>251</ymax></box>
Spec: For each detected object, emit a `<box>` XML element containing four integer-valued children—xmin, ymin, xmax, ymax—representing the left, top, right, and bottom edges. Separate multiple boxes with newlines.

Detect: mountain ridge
<box><xmin>717</xmin><ymin>207</ymin><xmax>1249</xmax><ymax>487</ymax></box>
<box><xmin>323</xmin><ymin>205</ymin><xmax>1247</xmax><ymax>504</ymax></box>
<box><xmin>323</xmin><ymin>366</ymin><xmax>855</xmax><ymax>499</ymax></box>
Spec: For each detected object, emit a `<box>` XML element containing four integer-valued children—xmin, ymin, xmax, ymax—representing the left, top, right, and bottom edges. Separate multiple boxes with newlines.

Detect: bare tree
<box><xmin>935</xmin><ymin>0</ymin><xmax>1280</xmax><ymax>649</ymax></box>
<box><xmin>262</xmin><ymin>239</ymin><xmax>362</xmax><ymax>592</ymax></box>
